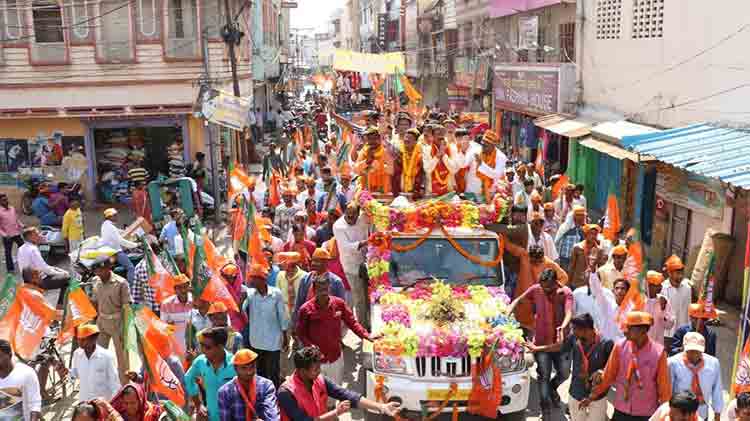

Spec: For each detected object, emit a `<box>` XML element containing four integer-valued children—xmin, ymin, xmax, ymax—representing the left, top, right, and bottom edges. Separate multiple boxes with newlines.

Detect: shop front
<box><xmin>492</xmin><ymin>64</ymin><xmax>576</xmax><ymax>162</ymax></box>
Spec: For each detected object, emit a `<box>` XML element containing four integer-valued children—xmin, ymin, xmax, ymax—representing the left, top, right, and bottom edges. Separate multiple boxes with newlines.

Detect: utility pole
<box><xmin>201</xmin><ymin>29</ymin><xmax>222</xmax><ymax>225</ymax></box>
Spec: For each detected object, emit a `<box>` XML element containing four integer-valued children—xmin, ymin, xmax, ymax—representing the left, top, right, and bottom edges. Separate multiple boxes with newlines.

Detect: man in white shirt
<box><xmin>100</xmin><ymin>208</ymin><xmax>137</xmax><ymax>285</ymax></box>
<box><xmin>333</xmin><ymin>203</ymin><xmax>370</xmax><ymax>328</ymax></box>
<box><xmin>528</xmin><ymin>212</ymin><xmax>558</xmax><ymax>261</ymax></box>
<box><xmin>575</xmin><ymin>271</ymin><xmax>628</xmax><ymax>341</ymax></box>
<box><xmin>70</xmin><ymin>324</ymin><xmax>120</xmax><ymax>401</ymax></box>
<box><xmin>0</xmin><ymin>339</ymin><xmax>41</xmax><ymax>421</ymax></box>
<box><xmin>644</xmin><ymin>270</ymin><xmax>676</xmax><ymax>344</ymax></box>
<box><xmin>507</xmin><ymin>168</ymin><xmax>524</xmax><ymax>198</ymax></box>
<box><xmin>597</xmin><ymin>244</ymin><xmax>628</xmax><ymax>290</ymax></box>
<box><xmin>662</xmin><ymin>254</ymin><xmax>693</xmax><ymax>350</ymax></box>
<box><xmin>17</xmin><ymin>226</ymin><xmax>69</xmax><ymax>308</ymax></box>
<box><xmin>526</xmin><ymin>162</ymin><xmax>544</xmax><ymax>189</ymax></box>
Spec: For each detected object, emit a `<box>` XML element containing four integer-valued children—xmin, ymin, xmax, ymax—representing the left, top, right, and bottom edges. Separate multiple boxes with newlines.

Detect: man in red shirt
<box><xmin>296</xmin><ymin>273</ymin><xmax>381</xmax><ymax>385</ymax></box>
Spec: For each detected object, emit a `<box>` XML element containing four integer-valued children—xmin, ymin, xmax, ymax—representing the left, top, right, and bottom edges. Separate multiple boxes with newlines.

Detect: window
<box><xmin>136</xmin><ymin>0</ymin><xmax>161</xmax><ymax>41</ymax></box>
<box><xmin>66</xmin><ymin>0</ymin><xmax>94</xmax><ymax>43</ymax></box>
<box><xmin>200</xmin><ymin>0</ymin><xmax>224</xmax><ymax>40</ymax></box>
<box><xmin>559</xmin><ymin>22</ymin><xmax>575</xmax><ymax>62</ymax></box>
<box><xmin>596</xmin><ymin>0</ymin><xmax>621</xmax><ymax>40</ymax></box>
<box><xmin>632</xmin><ymin>0</ymin><xmax>664</xmax><ymax>39</ymax></box>
<box><xmin>96</xmin><ymin>0</ymin><xmax>135</xmax><ymax>62</ymax></box>
<box><xmin>535</xmin><ymin>27</ymin><xmax>545</xmax><ymax>62</ymax></box>
<box><xmin>163</xmin><ymin>0</ymin><xmax>199</xmax><ymax>59</ymax></box>
<box><xmin>33</xmin><ymin>0</ymin><xmax>64</xmax><ymax>43</ymax></box>
<box><xmin>462</xmin><ymin>21</ymin><xmax>472</xmax><ymax>56</ymax></box>
<box><xmin>1</xmin><ymin>0</ymin><xmax>25</xmax><ymax>42</ymax></box>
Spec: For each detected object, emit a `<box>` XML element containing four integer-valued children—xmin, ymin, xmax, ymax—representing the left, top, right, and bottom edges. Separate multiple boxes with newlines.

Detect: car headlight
<box><xmin>497</xmin><ymin>352</ymin><xmax>525</xmax><ymax>373</ymax></box>
<box><xmin>374</xmin><ymin>353</ymin><xmax>410</xmax><ymax>375</ymax></box>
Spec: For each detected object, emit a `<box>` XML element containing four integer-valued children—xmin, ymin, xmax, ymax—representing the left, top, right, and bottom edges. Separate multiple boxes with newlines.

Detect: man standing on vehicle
<box><xmin>333</xmin><ymin>204</ymin><xmax>370</xmax><ymax>328</ymax></box>
<box><xmin>0</xmin><ymin>193</ymin><xmax>24</xmax><ymax>273</ymax></box>
<box><xmin>17</xmin><ymin>226</ymin><xmax>69</xmax><ymax>308</ymax></box>
<box><xmin>100</xmin><ymin>208</ymin><xmax>137</xmax><ymax>286</ymax></box>
<box><xmin>70</xmin><ymin>324</ymin><xmax>120</xmax><ymax>401</ymax></box>
<box><xmin>90</xmin><ymin>251</ymin><xmax>132</xmax><ymax>384</ymax></box>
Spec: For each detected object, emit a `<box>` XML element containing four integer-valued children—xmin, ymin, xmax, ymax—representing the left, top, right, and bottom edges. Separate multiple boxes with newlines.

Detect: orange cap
<box><xmin>173</xmin><ymin>274</ymin><xmax>190</xmax><ymax>286</ymax></box>
<box><xmin>543</xmin><ymin>203</ymin><xmax>554</xmax><ymax>211</ymax></box>
<box><xmin>247</xmin><ymin>263</ymin><xmax>270</xmax><ymax>279</ymax></box>
<box><xmin>611</xmin><ymin>245</ymin><xmax>628</xmax><ymax>256</ymax></box>
<box><xmin>688</xmin><ymin>302</ymin><xmax>717</xmax><ymax>319</ymax></box>
<box><xmin>220</xmin><ymin>263</ymin><xmax>240</xmax><ymax>277</ymax></box>
<box><xmin>76</xmin><ymin>324</ymin><xmax>100</xmax><ymax>339</ymax></box>
<box><xmin>572</xmin><ymin>205</ymin><xmax>586</xmax><ymax>216</ymax></box>
<box><xmin>624</xmin><ymin>311</ymin><xmax>654</xmax><ymax>327</ymax></box>
<box><xmin>275</xmin><ymin>252</ymin><xmax>302</xmax><ymax>265</ymax></box>
<box><xmin>312</xmin><ymin>248</ymin><xmax>332</xmax><ymax>260</ymax></box>
<box><xmin>583</xmin><ymin>224</ymin><xmax>601</xmax><ymax>234</ymax></box>
<box><xmin>232</xmin><ymin>349</ymin><xmax>259</xmax><ymax>366</ymax></box>
<box><xmin>646</xmin><ymin>270</ymin><xmax>664</xmax><ymax>286</ymax></box>
<box><xmin>665</xmin><ymin>255</ymin><xmax>685</xmax><ymax>272</ymax></box>
<box><xmin>530</xmin><ymin>211</ymin><xmax>544</xmax><ymax>222</ymax></box>
<box><xmin>207</xmin><ymin>302</ymin><xmax>228</xmax><ymax>315</ymax></box>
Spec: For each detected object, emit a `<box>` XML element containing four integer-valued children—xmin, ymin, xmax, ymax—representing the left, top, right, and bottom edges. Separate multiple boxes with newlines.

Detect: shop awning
<box><xmin>622</xmin><ymin>123</ymin><xmax>750</xmax><ymax>189</ymax></box>
<box><xmin>533</xmin><ymin>114</ymin><xmax>591</xmax><ymax>138</ymax></box>
<box><xmin>579</xmin><ymin>137</ymin><xmax>643</xmax><ymax>161</ymax></box>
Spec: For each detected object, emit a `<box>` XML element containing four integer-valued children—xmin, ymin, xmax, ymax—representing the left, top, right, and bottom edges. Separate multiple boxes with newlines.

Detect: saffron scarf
<box><xmin>400</xmin><ymin>143</ymin><xmax>422</xmax><ymax>192</ymax></box>
<box><xmin>430</xmin><ymin>143</ymin><xmax>452</xmax><ymax>195</ymax></box>
<box><xmin>624</xmin><ymin>341</ymin><xmax>644</xmax><ymax>402</ymax></box>
<box><xmin>577</xmin><ymin>334</ymin><xmax>600</xmax><ymax>387</ymax></box>
<box><xmin>280</xmin><ymin>372</ymin><xmax>328</xmax><ymax>421</ymax></box>
<box><xmin>235</xmin><ymin>377</ymin><xmax>257</xmax><ymax>421</ymax></box>
<box><xmin>682</xmin><ymin>354</ymin><xmax>705</xmax><ymax>403</ymax></box>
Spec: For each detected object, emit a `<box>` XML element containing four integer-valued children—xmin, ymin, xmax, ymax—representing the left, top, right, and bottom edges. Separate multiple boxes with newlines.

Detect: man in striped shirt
<box><xmin>160</xmin><ymin>274</ymin><xmax>192</xmax><ymax>354</ymax></box>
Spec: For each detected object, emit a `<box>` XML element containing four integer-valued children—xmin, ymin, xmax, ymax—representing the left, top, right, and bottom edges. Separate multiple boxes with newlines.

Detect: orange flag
<box><xmin>137</xmin><ymin>307</ymin><xmax>185</xmax><ymax>358</ymax></box>
<box><xmin>58</xmin><ymin>280</ymin><xmax>97</xmax><ymax>343</ymax></box>
<box><xmin>0</xmin><ymin>287</ymin><xmax>56</xmax><ymax>359</ymax></box>
<box><xmin>203</xmin><ymin>235</ymin><xmax>229</xmax><ymax>273</ymax></box>
<box><xmin>228</xmin><ymin>166</ymin><xmax>255</xmax><ymax>199</ymax></box>
<box><xmin>603</xmin><ymin>189</ymin><xmax>622</xmax><ymax>242</ymax></box>
<box><xmin>201</xmin><ymin>274</ymin><xmax>240</xmax><ymax>312</ymax></box>
<box><xmin>140</xmin><ymin>330</ymin><xmax>186</xmax><ymax>407</ymax></box>
<box><xmin>468</xmin><ymin>351</ymin><xmax>502</xmax><ymax>418</ymax></box>
<box><xmin>268</xmin><ymin>172</ymin><xmax>281</xmax><ymax>207</ymax></box>
<box><xmin>616</xmin><ymin>238</ymin><xmax>646</xmax><ymax>331</ymax></box>
<box><xmin>551</xmin><ymin>174</ymin><xmax>570</xmax><ymax>200</ymax></box>
<box><xmin>146</xmin><ymin>249</ymin><xmax>176</xmax><ymax>304</ymax></box>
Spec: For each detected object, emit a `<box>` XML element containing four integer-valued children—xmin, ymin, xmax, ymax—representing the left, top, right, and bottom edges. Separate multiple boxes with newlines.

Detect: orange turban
<box><xmin>232</xmin><ymin>349</ymin><xmax>259</xmax><ymax>365</ymax></box>
<box><xmin>543</xmin><ymin>203</ymin><xmax>554</xmax><ymax>211</ymax></box>
<box><xmin>624</xmin><ymin>311</ymin><xmax>653</xmax><ymax>327</ymax></box>
<box><xmin>688</xmin><ymin>302</ymin><xmax>717</xmax><ymax>319</ymax></box>
<box><xmin>582</xmin><ymin>224</ymin><xmax>601</xmax><ymax>234</ymax></box>
<box><xmin>275</xmin><ymin>252</ymin><xmax>302</xmax><ymax>265</ymax></box>
<box><xmin>665</xmin><ymin>255</ymin><xmax>685</xmax><ymax>272</ymax></box>
<box><xmin>208</xmin><ymin>302</ymin><xmax>228</xmax><ymax>315</ymax></box>
<box><xmin>173</xmin><ymin>274</ymin><xmax>190</xmax><ymax>286</ymax></box>
<box><xmin>530</xmin><ymin>212</ymin><xmax>544</xmax><ymax>222</ymax></box>
<box><xmin>220</xmin><ymin>263</ymin><xmax>239</xmax><ymax>277</ymax></box>
<box><xmin>76</xmin><ymin>324</ymin><xmax>100</xmax><ymax>339</ymax></box>
<box><xmin>312</xmin><ymin>248</ymin><xmax>332</xmax><ymax>260</ymax></box>
<box><xmin>247</xmin><ymin>263</ymin><xmax>270</xmax><ymax>279</ymax></box>
<box><xmin>482</xmin><ymin>130</ymin><xmax>499</xmax><ymax>145</ymax></box>
<box><xmin>646</xmin><ymin>270</ymin><xmax>664</xmax><ymax>286</ymax></box>
<box><xmin>611</xmin><ymin>245</ymin><xmax>628</xmax><ymax>256</ymax></box>
<box><xmin>572</xmin><ymin>205</ymin><xmax>586</xmax><ymax>216</ymax></box>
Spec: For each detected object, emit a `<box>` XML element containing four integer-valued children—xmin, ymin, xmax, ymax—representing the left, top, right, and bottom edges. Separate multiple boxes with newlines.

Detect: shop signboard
<box><xmin>518</xmin><ymin>16</ymin><xmax>539</xmax><ymax>50</ymax></box>
<box><xmin>198</xmin><ymin>88</ymin><xmax>252</xmax><ymax>131</ymax></box>
<box><xmin>655</xmin><ymin>164</ymin><xmax>725</xmax><ymax>219</ymax></box>
<box><xmin>447</xmin><ymin>84</ymin><xmax>470</xmax><ymax>111</ymax></box>
<box><xmin>378</xmin><ymin>13</ymin><xmax>387</xmax><ymax>50</ymax></box>
<box><xmin>489</xmin><ymin>0</ymin><xmax>565</xmax><ymax>18</ymax></box>
<box><xmin>280</xmin><ymin>1</ymin><xmax>297</xmax><ymax>8</ymax></box>
<box><xmin>494</xmin><ymin>69</ymin><xmax>559</xmax><ymax>115</ymax></box>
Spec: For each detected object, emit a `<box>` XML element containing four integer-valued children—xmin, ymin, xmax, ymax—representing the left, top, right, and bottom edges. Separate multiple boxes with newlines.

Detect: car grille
<box><xmin>415</xmin><ymin>356</ymin><xmax>475</xmax><ymax>378</ymax></box>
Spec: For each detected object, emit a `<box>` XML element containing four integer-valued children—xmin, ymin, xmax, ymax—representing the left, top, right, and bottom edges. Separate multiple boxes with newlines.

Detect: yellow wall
<box><xmin>187</xmin><ymin>115</ymin><xmax>205</xmax><ymax>156</ymax></box>
<box><xmin>0</xmin><ymin>118</ymin><xmax>86</xmax><ymax>138</ymax></box>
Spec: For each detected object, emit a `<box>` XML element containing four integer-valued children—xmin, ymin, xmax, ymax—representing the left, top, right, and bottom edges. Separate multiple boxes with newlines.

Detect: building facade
<box><xmin>0</xmin><ymin>0</ymin><xmax>252</xmax><ymax>202</ymax></box>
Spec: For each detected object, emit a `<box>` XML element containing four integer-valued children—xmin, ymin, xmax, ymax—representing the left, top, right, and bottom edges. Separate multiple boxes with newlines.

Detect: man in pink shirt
<box><xmin>0</xmin><ymin>194</ymin><xmax>24</xmax><ymax>273</ymax></box>
<box><xmin>509</xmin><ymin>268</ymin><xmax>573</xmax><ymax>417</ymax></box>
<box><xmin>644</xmin><ymin>270</ymin><xmax>675</xmax><ymax>346</ymax></box>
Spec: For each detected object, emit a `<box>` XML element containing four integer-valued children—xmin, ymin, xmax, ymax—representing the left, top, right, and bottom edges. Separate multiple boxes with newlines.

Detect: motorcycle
<box><xmin>70</xmin><ymin>236</ymin><xmax>144</xmax><ymax>282</ymax></box>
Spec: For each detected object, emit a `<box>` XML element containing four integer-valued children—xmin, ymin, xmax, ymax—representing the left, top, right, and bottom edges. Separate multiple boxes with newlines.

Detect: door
<box><xmin>670</xmin><ymin>204</ymin><xmax>691</xmax><ymax>261</ymax></box>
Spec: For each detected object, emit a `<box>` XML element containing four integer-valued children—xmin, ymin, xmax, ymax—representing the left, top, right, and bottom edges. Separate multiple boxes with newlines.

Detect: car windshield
<box><xmin>389</xmin><ymin>237</ymin><xmax>499</xmax><ymax>286</ymax></box>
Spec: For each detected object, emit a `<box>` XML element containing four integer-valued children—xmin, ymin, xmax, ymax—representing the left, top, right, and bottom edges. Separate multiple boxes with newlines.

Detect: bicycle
<box><xmin>18</xmin><ymin>335</ymin><xmax>69</xmax><ymax>405</ymax></box>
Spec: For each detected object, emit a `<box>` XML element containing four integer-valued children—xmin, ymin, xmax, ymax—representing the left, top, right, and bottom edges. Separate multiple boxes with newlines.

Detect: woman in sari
<box><xmin>110</xmin><ymin>383</ymin><xmax>162</xmax><ymax>421</ymax></box>
<box><xmin>72</xmin><ymin>399</ymin><xmax>123</xmax><ymax>421</ymax></box>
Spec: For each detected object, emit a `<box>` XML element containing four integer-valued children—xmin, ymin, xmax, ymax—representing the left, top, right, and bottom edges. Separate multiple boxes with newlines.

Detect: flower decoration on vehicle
<box><xmin>372</xmin><ymin>280</ymin><xmax>524</xmax><ymax>359</ymax></box>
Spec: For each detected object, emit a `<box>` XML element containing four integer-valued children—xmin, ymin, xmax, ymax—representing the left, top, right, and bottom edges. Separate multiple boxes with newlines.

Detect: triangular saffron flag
<box><xmin>143</xmin><ymin>239</ymin><xmax>175</xmax><ymax>304</ymax></box>
<box><xmin>136</xmin><ymin>306</ymin><xmax>185</xmax><ymax>358</ymax></box>
<box><xmin>138</xmin><ymin>328</ymin><xmax>186</xmax><ymax>407</ymax></box>
<box><xmin>1</xmin><ymin>286</ymin><xmax>56</xmax><ymax>359</ymax></box>
<box><xmin>201</xmin><ymin>274</ymin><xmax>240</xmax><ymax>313</ymax></box>
<box><xmin>228</xmin><ymin>166</ymin><xmax>255</xmax><ymax>199</ymax></box>
<box><xmin>602</xmin><ymin>186</ymin><xmax>622</xmax><ymax>242</ymax></box>
<box><xmin>58</xmin><ymin>278</ymin><xmax>97</xmax><ymax>343</ymax></box>
<box><xmin>203</xmin><ymin>235</ymin><xmax>229</xmax><ymax>273</ymax></box>
<box><xmin>551</xmin><ymin>174</ymin><xmax>570</xmax><ymax>200</ymax></box>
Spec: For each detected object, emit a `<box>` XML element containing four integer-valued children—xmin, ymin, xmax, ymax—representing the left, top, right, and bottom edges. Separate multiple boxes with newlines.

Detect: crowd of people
<box><xmin>0</xmin><ymin>96</ymin><xmax>743</xmax><ymax>421</ymax></box>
